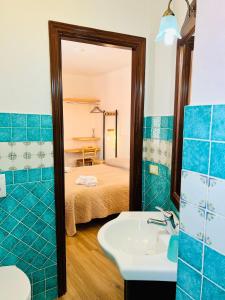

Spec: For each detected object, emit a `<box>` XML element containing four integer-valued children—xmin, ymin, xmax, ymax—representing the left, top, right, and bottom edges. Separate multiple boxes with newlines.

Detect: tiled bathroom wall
<box><xmin>0</xmin><ymin>113</ymin><xmax>58</xmax><ymax>300</ymax></box>
<box><xmin>176</xmin><ymin>105</ymin><xmax>225</xmax><ymax>299</ymax></box>
<box><xmin>142</xmin><ymin>116</ymin><xmax>176</xmax><ymax>211</ymax></box>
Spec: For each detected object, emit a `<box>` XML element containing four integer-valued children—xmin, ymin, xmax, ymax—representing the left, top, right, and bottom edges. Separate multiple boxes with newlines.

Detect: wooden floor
<box><xmin>59</xmin><ymin>217</ymin><xmax>124</xmax><ymax>300</ymax></box>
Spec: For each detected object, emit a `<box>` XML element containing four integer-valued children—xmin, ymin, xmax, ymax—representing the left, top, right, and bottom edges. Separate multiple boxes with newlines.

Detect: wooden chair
<box><xmin>76</xmin><ymin>147</ymin><xmax>98</xmax><ymax>167</ymax></box>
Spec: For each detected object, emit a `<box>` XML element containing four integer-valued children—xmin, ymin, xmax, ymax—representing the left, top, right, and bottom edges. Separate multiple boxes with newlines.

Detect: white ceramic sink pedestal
<box><xmin>97</xmin><ymin>211</ymin><xmax>177</xmax><ymax>282</ymax></box>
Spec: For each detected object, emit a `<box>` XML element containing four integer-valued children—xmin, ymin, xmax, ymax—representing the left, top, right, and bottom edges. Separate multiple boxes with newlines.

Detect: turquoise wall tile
<box><xmin>0</xmin><ymin>196</ymin><xmax>18</xmax><ymax>213</ymax></box>
<box><xmin>46</xmin><ymin>276</ymin><xmax>58</xmax><ymax>290</ymax></box>
<box><xmin>28</xmin><ymin>168</ymin><xmax>41</xmax><ymax>182</ymax></box>
<box><xmin>0</xmin><ymin>113</ymin><xmax>11</xmax><ymax>127</ymax></box>
<box><xmin>22</xmin><ymin>212</ymin><xmax>38</xmax><ymax>227</ymax></box>
<box><xmin>14</xmin><ymin>170</ymin><xmax>28</xmax><ymax>183</ymax></box>
<box><xmin>178</xmin><ymin>231</ymin><xmax>203</xmax><ymax>271</ymax></box>
<box><xmin>168</xmin><ymin>116</ymin><xmax>174</xmax><ymax>129</ymax></box>
<box><xmin>202</xmin><ymin>278</ymin><xmax>225</xmax><ymax>300</ymax></box>
<box><xmin>41</xmin><ymin>115</ymin><xmax>53</xmax><ymax>128</ymax></box>
<box><xmin>182</xmin><ymin>139</ymin><xmax>210</xmax><ymax>174</ymax></box>
<box><xmin>177</xmin><ymin>260</ymin><xmax>202</xmax><ymax>299</ymax></box>
<box><xmin>12</xmin><ymin>113</ymin><xmax>27</xmax><ymax>127</ymax></box>
<box><xmin>212</xmin><ymin>105</ymin><xmax>225</xmax><ymax>141</ymax></box>
<box><xmin>0</xmin><ymin>128</ymin><xmax>11</xmax><ymax>142</ymax></box>
<box><xmin>184</xmin><ymin>105</ymin><xmax>212</xmax><ymax>139</ymax></box>
<box><xmin>32</xmin><ymin>269</ymin><xmax>45</xmax><ymax>282</ymax></box>
<box><xmin>161</xmin><ymin>116</ymin><xmax>170</xmax><ymax>128</ymax></box>
<box><xmin>204</xmin><ymin>246</ymin><xmax>225</xmax><ymax>289</ymax></box>
<box><xmin>0</xmin><ymin>163</ymin><xmax>57</xmax><ymax>299</ymax></box>
<box><xmin>27</xmin><ymin>114</ymin><xmax>40</xmax><ymax>127</ymax></box>
<box><xmin>33</xmin><ymin>280</ymin><xmax>45</xmax><ymax>296</ymax></box>
<box><xmin>142</xmin><ymin>161</ymin><xmax>175</xmax><ymax>212</ymax></box>
<box><xmin>176</xmin><ymin>287</ymin><xmax>192</xmax><ymax>300</ymax></box>
<box><xmin>46</xmin><ymin>287</ymin><xmax>58</xmax><ymax>300</ymax></box>
<box><xmin>0</xmin><ymin>171</ymin><xmax>13</xmax><ymax>185</ymax></box>
<box><xmin>143</xmin><ymin>127</ymin><xmax>151</xmax><ymax>139</ymax></box>
<box><xmin>33</xmin><ymin>292</ymin><xmax>45</xmax><ymax>300</ymax></box>
<box><xmin>27</xmin><ymin>128</ymin><xmax>41</xmax><ymax>141</ymax></box>
<box><xmin>42</xmin><ymin>167</ymin><xmax>54</xmax><ymax>180</ymax></box>
<box><xmin>0</xmin><ymin>113</ymin><xmax>53</xmax><ymax>142</ymax></box>
<box><xmin>144</xmin><ymin>116</ymin><xmax>152</xmax><ymax>128</ymax></box>
<box><xmin>41</xmin><ymin>128</ymin><xmax>53</xmax><ymax>142</ymax></box>
<box><xmin>12</xmin><ymin>127</ymin><xmax>27</xmax><ymax>141</ymax></box>
<box><xmin>45</xmin><ymin>265</ymin><xmax>57</xmax><ymax>278</ymax></box>
<box><xmin>13</xmin><ymin>205</ymin><xmax>29</xmax><ymax>220</ymax></box>
<box><xmin>210</xmin><ymin>142</ymin><xmax>225</xmax><ymax>179</ymax></box>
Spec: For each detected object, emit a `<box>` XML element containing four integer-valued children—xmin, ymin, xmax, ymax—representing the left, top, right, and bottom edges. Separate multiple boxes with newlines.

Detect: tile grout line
<box><xmin>177</xmin><ymin>285</ymin><xmax>195</xmax><ymax>300</ymax></box>
<box><xmin>201</xmin><ymin>104</ymin><xmax>213</xmax><ymax>300</ymax></box>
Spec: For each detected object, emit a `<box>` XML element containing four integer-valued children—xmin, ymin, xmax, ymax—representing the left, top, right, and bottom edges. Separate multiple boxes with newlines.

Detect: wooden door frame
<box><xmin>48</xmin><ymin>21</ymin><xmax>146</xmax><ymax>296</ymax></box>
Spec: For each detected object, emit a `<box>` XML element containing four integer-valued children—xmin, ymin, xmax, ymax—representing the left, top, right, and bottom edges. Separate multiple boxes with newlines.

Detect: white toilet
<box><xmin>0</xmin><ymin>266</ymin><xmax>31</xmax><ymax>300</ymax></box>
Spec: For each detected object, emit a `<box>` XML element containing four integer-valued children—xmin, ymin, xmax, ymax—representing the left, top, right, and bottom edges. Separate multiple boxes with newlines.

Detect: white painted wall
<box><xmin>62</xmin><ymin>73</ymin><xmax>102</xmax><ymax>166</ymax></box>
<box><xmin>63</xmin><ymin>65</ymin><xmax>131</xmax><ymax>166</ymax></box>
<box><xmin>0</xmin><ymin>0</ymin><xmax>178</xmax><ymax>117</ymax></box>
<box><xmin>149</xmin><ymin>1</ymin><xmax>187</xmax><ymax>116</ymax></box>
<box><xmin>62</xmin><ymin>73</ymin><xmax>94</xmax><ymax>99</ymax></box>
<box><xmin>191</xmin><ymin>0</ymin><xmax>225</xmax><ymax>104</ymax></box>
<box><xmin>150</xmin><ymin>43</ymin><xmax>177</xmax><ymax>116</ymax></box>
<box><xmin>92</xmin><ymin>66</ymin><xmax>132</xmax><ymax>159</ymax></box>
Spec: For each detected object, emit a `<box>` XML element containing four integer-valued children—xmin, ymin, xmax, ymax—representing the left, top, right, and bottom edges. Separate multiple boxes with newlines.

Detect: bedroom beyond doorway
<box><xmin>48</xmin><ymin>21</ymin><xmax>146</xmax><ymax>298</ymax></box>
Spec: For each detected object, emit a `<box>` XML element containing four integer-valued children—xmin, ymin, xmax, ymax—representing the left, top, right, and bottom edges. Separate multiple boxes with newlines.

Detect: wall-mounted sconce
<box><xmin>156</xmin><ymin>0</ymin><xmax>192</xmax><ymax>46</ymax></box>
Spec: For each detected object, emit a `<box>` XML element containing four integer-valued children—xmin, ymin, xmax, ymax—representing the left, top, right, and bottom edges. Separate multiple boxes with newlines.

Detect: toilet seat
<box><xmin>0</xmin><ymin>266</ymin><xmax>31</xmax><ymax>300</ymax></box>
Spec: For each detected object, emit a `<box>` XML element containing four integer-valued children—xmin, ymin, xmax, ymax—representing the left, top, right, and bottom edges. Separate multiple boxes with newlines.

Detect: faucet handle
<box><xmin>155</xmin><ymin>206</ymin><xmax>177</xmax><ymax>234</ymax></box>
<box><xmin>155</xmin><ymin>206</ymin><xmax>172</xmax><ymax>219</ymax></box>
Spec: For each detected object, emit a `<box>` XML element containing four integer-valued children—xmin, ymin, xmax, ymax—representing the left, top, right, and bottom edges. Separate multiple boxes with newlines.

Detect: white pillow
<box><xmin>105</xmin><ymin>158</ymin><xmax>130</xmax><ymax>170</ymax></box>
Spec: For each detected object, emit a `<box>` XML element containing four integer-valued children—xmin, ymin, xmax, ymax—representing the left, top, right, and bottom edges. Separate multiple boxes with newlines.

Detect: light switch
<box><xmin>149</xmin><ymin>164</ymin><xmax>159</xmax><ymax>175</ymax></box>
<box><xmin>0</xmin><ymin>174</ymin><xmax>6</xmax><ymax>198</ymax></box>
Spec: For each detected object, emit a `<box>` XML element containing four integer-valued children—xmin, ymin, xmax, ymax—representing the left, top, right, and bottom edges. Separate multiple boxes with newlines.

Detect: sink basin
<box><xmin>97</xmin><ymin>212</ymin><xmax>177</xmax><ymax>282</ymax></box>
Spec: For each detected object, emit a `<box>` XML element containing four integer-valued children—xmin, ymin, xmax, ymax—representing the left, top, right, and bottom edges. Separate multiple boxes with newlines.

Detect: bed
<box><xmin>65</xmin><ymin>162</ymin><xmax>129</xmax><ymax>236</ymax></box>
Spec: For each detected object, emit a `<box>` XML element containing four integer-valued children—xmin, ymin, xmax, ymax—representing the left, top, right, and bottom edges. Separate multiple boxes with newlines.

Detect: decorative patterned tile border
<box><xmin>0</xmin><ymin>142</ymin><xmax>54</xmax><ymax>172</ymax></box>
<box><xmin>143</xmin><ymin>139</ymin><xmax>172</xmax><ymax>168</ymax></box>
<box><xmin>177</xmin><ymin>104</ymin><xmax>225</xmax><ymax>299</ymax></box>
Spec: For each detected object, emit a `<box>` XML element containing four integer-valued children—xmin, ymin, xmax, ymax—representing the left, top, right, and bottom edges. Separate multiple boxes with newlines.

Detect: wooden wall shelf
<box><xmin>63</xmin><ymin>98</ymin><xmax>100</xmax><ymax>104</ymax></box>
<box><xmin>73</xmin><ymin>137</ymin><xmax>100</xmax><ymax>141</ymax></box>
<box><xmin>64</xmin><ymin>147</ymin><xmax>100</xmax><ymax>154</ymax></box>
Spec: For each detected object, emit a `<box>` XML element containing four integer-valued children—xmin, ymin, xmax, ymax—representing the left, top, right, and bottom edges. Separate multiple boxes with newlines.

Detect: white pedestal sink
<box><xmin>97</xmin><ymin>211</ymin><xmax>177</xmax><ymax>282</ymax></box>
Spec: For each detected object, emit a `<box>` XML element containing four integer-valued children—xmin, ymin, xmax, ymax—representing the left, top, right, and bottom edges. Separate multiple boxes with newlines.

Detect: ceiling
<box><xmin>61</xmin><ymin>40</ymin><xmax>131</xmax><ymax>76</ymax></box>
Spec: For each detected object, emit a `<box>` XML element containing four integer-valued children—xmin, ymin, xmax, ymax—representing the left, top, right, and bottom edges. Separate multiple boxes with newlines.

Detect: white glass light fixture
<box><xmin>156</xmin><ymin>0</ymin><xmax>191</xmax><ymax>46</ymax></box>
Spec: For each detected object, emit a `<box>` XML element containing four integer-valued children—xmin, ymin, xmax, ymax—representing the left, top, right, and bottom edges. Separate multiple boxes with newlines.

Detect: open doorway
<box><xmin>48</xmin><ymin>21</ymin><xmax>146</xmax><ymax>298</ymax></box>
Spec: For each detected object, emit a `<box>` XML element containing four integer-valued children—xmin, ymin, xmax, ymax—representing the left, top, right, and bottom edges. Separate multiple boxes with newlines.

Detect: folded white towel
<box><xmin>75</xmin><ymin>175</ymin><xmax>97</xmax><ymax>187</ymax></box>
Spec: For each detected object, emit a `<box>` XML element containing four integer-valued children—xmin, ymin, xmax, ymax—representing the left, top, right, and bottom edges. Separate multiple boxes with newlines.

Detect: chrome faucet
<box><xmin>147</xmin><ymin>206</ymin><xmax>178</xmax><ymax>235</ymax></box>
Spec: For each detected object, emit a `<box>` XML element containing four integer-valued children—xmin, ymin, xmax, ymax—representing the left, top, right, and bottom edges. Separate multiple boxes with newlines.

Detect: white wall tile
<box><xmin>42</xmin><ymin>154</ymin><xmax>54</xmax><ymax>168</ymax></box>
<box><xmin>208</xmin><ymin>178</ymin><xmax>225</xmax><ymax>217</ymax></box>
<box><xmin>11</xmin><ymin>142</ymin><xmax>27</xmax><ymax>157</ymax></box>
<box><xmin>205</xmin><ymin>212</ymin><xmax>225</xmax><ymax>255</ymax></box>
<box><xmin>180</xmin><ymin>200</ymin><xmax>205</xmax><ymax>241</ymax></box>
<box><xmin>0</xmin><ymin>142</ymin><xmax>12</xmax><ymax>158</ymax></box>
<box><xmin>181</xmin><ymin>171</ymin><xmax>208</xmax><ymax>208</ymax></box>
<box><xmin>40</xmin><ymin>142</ymin><xmax>53</xmax><ymax>155</ymax></box>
